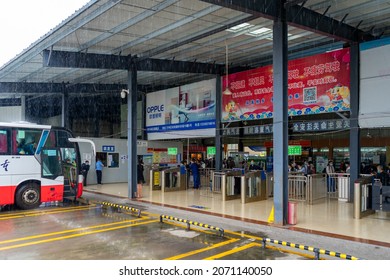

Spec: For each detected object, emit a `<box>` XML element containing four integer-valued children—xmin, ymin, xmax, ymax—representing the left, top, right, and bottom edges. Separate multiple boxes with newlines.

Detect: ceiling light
<box><xmin>248</xmin><ymin>27</ymin><xmax>271</xmax><ymax>36</ymax></box>
<box><xmin>223</xmin><ymin>87</ymin><xmax>232</xmax><ymax>95</ymax></box>
<box><xmin>227</xmin><ymin>23</ymin><xmax>252</xmax><ymax>32</ymax></box>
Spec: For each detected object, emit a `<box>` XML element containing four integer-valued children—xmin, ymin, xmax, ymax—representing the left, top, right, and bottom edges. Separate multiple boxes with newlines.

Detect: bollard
<box><xmin>353</xmin><ymin>181</ymin><xmax>361</xmax><ymax>219</ymax></box>
<box><xmin>288</xmin><ymin>201</ymin><xmax>298</xmax><ymax>225</ymax></box>
<box><xmin>314</xmin><ymin>248</ymin><xmax>320</xmax><ymax>260</ymax></box>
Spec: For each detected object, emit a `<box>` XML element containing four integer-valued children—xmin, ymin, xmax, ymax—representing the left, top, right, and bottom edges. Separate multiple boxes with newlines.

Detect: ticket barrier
<box><xmin>161</xmin><ymin>167</ymin><xmax>186</xmax><ymax>192</ymax></box>
<box><xmin>220</xmin><ymin>169</ymin><xmax>266</xmax><ymax>203</ymax></box>
<box><xmin>241</xmin><ymin>170</ymin><xmax>267</xmax><ymax>203</ymax></box>
<box><xmin>353</xmin><ymin>177</ymin><xmax>374</xmax><ymax>219</ymax></box>
<box><xmin>150</xmin><ymin>167</ymin><xmax>170</xmax><ymax>190</ymax></box>
<box><xmin>223</xmin><ymin>169</ymin><xmax>242</xmax><ymax>201</ymax></box>
<box><xmin>372</xmin><ymin>179</ymin><xmax>390</xmax><ymax>212</ymax></box>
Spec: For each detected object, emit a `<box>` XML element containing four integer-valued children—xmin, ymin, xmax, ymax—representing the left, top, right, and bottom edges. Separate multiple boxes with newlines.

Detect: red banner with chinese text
<box><xmin>222</xmin><ymin>48</ymin><xmax>350</xmax><ymax>122</ymax></box>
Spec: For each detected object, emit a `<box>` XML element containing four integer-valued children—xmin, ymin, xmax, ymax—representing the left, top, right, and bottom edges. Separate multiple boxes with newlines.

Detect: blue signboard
<box><xmin>102</xmin><ymin>145</ymin><xmax>115</xmax><ymax>152</ymax></box>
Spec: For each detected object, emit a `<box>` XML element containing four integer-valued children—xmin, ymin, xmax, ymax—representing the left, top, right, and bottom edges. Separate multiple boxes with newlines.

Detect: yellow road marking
<box><xmin>203</xmin><ymin>242</ymin><xmax>261</xmax><ymax>260</ymax></box>
<box><xmin>142</xmin><ymin>211</ymin><xmax>160</xmax><ymax>218</ymax></box>
<box><xmin>204</xmin><ymin>242</ymin><xmax>317</xmax><ymax>260</ymax></box>
<box><xmin>0</xmin><ymin>216</ymin><xmax>149</xmax><ymax>245</ymax></box>
<box><xmin>222</xmin><ymin>230</ymin><xmax>322</xmax><ymax>259</ymax></box>
<box><xmin>164</xmin><ymin>238</ymin><xmax>239</xmax><ymax>260</ymax></box>
<box><xmin>0</xmin><ymin>205</ymin><xmax>96</xmax><ymax>220</ymax></box>
<box><xmin>0</xmin><ymin>205</ymin><xmax>92</xmax><ymax>217</ymax></box>
<box><xmin>223</xmin><ymin>229</ymin><xmax>264</xmax><ymax>241</ymax></box>
<box><xmin>0</xmin><ymin>219</ymin><xmax>159</xmax><ymax>251</ymax></box>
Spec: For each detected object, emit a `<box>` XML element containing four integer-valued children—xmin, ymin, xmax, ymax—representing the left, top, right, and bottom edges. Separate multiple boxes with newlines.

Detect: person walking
<box><xmin>81</xmin><ymin>160</ymin><xmax>90</xmax><ymax>186</ymax></box>
<box><xmin>95</xmin><ymin>158</ymin><xmax>104</xmax><ymax>185</ymax></box>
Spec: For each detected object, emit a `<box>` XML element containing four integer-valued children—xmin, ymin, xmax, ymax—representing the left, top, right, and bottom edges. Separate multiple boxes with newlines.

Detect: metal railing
<box><xmin>326</xmin><ymin>173</ymin><xmax>350</xmax><ymax>201</ymax></box>
<box><xmin>211</xmin><ymin>171</ymin><xmax>224</xmax><ymax>193</ymax></box>
<box><xmin>266</xmin><ymin>172</ymin><xmax>329</xmax><ymax>204</ymax></box>
<box><xmin>200</xmin><ymin>168</ymin><xmax>214</xmax><ymax>189</ymax></box>
<box><xmin>307</xmin><ymin>174</ymin><xmax>327</xmax><ymax>204</ymax></box>
<box><xmin>288</xmin><ymin>173</ymin><xmax>307</xmax><ymax>201</ymax></box>
<box><xmin>186</xmin><ymin>167</ymin><xmax>214</xmax><ymax>189</ymax></box>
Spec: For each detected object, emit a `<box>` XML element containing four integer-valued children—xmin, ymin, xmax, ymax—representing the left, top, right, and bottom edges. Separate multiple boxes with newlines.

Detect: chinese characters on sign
<box><xmin>222</xmin><ymin>119</ymin><xmax>350</xmax><ymax>136</ymax></box>
<box><xmin>102</xmin><ymin>145</ymin><xmax>115</xmax><ymax>152</ymax></box>
<box><xmin>292</xmin><ymin>119</ymin><xmax>350</xmax><ymax>132</ymax></box>
<box><xmin>222</xmin><ymin>48</ymin><xmax>351</xmax><ymax>122</ymax></box>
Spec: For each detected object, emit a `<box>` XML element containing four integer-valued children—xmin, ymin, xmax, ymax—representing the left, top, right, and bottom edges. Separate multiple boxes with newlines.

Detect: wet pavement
<box><xmin>0</xmin><ymin>199</ymin><xmax>306</xmax><ymax>260</ymax></box>
<box><xmin>1</xmin><ymin>192</ymin><xmax>389</xmax><ymax>260</ymax></box>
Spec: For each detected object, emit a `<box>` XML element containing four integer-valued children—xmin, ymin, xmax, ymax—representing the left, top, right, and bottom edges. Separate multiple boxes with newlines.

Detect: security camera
<box><xmin>120</xmin><ymin>89</ymin><xmax>129</xmax><ymax>99</ymax></box>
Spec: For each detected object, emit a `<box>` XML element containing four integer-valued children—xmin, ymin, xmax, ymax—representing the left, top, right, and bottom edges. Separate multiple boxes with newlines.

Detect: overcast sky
<box><xmin>0</xmin><ymin>0</ymin><xmax>90</xmax><ymax>67</ymax></box>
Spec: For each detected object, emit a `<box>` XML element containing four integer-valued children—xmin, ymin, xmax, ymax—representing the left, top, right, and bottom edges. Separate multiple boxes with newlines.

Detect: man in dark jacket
<box><xmin>81</xmin><ymin>160</ymin><xmax>90</xmax><ymax>186</ymax></box>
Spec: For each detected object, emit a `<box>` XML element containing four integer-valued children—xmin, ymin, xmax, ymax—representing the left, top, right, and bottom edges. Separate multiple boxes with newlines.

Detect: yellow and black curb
<box><xmin>160</xmin><ymin>215</ymin><xmax>224</xmax><ymax>237</ymax></box>
<box><xmin>94</xmin><ymin>203</ymin><xmax>358</xmax><ymax>260</ymax></box>
<box><xmin>100</xmin><ymin>201</ymin><xmax>141</xmax><ymax>217</ymax></box>
<box><xmin>262</xmin><ymin>238</ymin><xmax>360</xmax><ymax>260</ymax></box>
<box><xmin>159</xmin><ymin>214</ymin><xmax>359</xmax><ymax>260</ymax></box>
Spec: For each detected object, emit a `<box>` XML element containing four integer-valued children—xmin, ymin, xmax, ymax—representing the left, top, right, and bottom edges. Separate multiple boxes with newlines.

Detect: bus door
<box><xmin>41</xmin><ymin>148</ymin><xmax>64</xmax><ymax>202</ymax></box>
<box><xmin>59</xmin><ymin>147</ymin><xmax>79</xmax><ymax>197</ymax></box>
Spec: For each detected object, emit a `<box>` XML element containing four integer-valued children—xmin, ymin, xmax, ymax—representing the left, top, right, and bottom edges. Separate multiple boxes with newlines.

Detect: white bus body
<box><xmin>0</xmin><ymin>122</ymin><xmax>92</xmax><ymax>209</ymax></box>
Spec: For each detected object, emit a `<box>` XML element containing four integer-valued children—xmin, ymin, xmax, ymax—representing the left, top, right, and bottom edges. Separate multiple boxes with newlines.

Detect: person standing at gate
<box><xmin>180</xmin><ymin>160</ymin><xmax>188</xmax><ymax>188</ymax></box>
<box><xmin>81</xmin><ymin>160</ymin><xmax>90</xmax><ymax>186</ymax></box>
<box><xmin>375</xmin><ymin>165</ymin><xmax>388</xmax><ymax>186</ymax></box>
<box><xmin>326</xmin><ymin>160</ymin><xmax>335</xmax><ymax>192</ymax></box>
<box><xmin>95</xmin><ymin>158</ymin><xmax>104</xmax><ymax>185</ymax></box>
<box><xmin>190</xmin><ymin>158</ymin><xmax>200</xmax><ymax>189</ymax></box>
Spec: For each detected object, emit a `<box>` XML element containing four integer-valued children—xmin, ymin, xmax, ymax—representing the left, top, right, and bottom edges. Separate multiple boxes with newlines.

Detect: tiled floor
<box><xmin>84</xmin><ymin>183</ymin><xmax>390</xmax><ymax>247</ymax></box>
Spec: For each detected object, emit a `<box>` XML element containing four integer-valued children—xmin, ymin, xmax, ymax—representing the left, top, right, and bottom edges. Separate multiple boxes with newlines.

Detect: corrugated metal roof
<box><xmin>0</xmin><ymin>0</ymin><xmax>389</xmax><ymax>95</ymax></box>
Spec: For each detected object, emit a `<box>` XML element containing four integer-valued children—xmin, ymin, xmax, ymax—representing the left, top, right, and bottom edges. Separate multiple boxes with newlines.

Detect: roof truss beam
<box><xmin>43</xmin><ymin>50</ymin><xmax>223</xmax><ymax>74</ymax></box>
<box><xmin>199</xmin><ymin>0</ymin><xmax>376</xmax><ymax>42</ymax></box>
<box><xmin>0</xmin><ymin>81</ymin><xmax>188</xmax><ymax>95</ymax></box>
<box><xmin>0</xmin><ymin>82</ymin><xmax>126</xmax><ymax>94</ymax></box>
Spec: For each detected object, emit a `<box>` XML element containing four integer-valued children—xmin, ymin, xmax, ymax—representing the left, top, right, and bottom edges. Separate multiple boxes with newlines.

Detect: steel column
<box><xmin>140</xmin><ymin>91</ymin><xmax>146</xmax><ymax>140</ymax></box>
<box><xmin>349</xmin><ymin>43</ymin><xmax>360</xmax><ymax>202</ymax></box>
<box><xmin>215</xmin><ymin>75</ymin><xmax>222</xmax><ymax>171</ymax></box>
<box><xmin>272</xmin><ymin>0</ymin><xmax>288</xmax><ymax>225</ymax></box>
<box><xmin>127</xmin><ymin>62</ymin><xmax>138</xmax><ymax>198</ymax></box>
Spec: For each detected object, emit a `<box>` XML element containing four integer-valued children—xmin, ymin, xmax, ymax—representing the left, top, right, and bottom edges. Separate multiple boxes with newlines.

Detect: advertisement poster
<box><xmin>146</xmin><ymin>78</ymin><xmax>216</xmax><ymax>140</ymax></box>
<box><xmin>222</xmin><ymin>48</ymin><xmax>350</xmax><ymax>122</ymax></box>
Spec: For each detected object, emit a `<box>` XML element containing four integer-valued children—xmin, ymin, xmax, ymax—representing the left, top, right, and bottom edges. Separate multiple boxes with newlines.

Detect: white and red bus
<box><xmin>0</xmin><ymin>122</ymin><xmax>95</xmax><ymax>210</ymax></box>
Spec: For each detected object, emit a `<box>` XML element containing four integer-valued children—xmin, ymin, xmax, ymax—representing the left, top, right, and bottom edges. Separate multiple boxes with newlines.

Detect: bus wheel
<box><xmin>15</xmin><ymin>183</ymin><xmax>41</xmax><ymax>210</ymax></box>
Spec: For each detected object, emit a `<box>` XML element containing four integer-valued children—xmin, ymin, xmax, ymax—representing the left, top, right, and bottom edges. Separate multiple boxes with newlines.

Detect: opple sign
<box><xmin>147</xmin><ymin>104</ymin><xmax>164</xmax><ymax>120</ymax></box>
